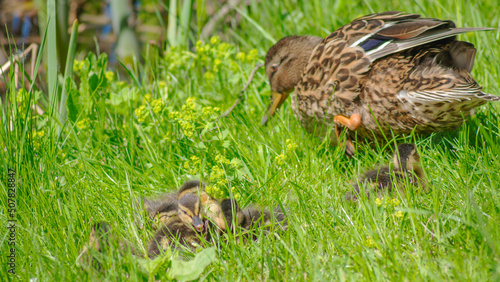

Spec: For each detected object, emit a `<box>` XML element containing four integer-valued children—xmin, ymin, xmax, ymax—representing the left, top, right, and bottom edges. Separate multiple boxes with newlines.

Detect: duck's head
<box><xmin>178</xmin><ymin>194</ymin><xmax>204</xmax><ymax>232</ymax></box>
<box><xmin>393</xmin><ymin>144</ymin><xmax>421</xmax><ymax>171</ymax></box>
<box><xmin>261</xmin><ymin>35</ymin><xmax>323</xmax><ymax>125</ymax></box>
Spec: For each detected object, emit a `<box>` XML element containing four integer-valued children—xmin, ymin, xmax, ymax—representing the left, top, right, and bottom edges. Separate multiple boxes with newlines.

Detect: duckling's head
<box><xmin>154</xmin><ymin>201</ymin><xmax>178</xmax><ymax>226</ymax></box>
<box><xmin>178</xmin><ymin>194</ymin><xmax>204</xmax><ymax>232</ymax></box>
<box><xmin>177</xmin><ymin>180</ymin><xmax>208</xmax><ymax>201</ymax></box>
<box><xmin>393</xmin><ymin>144</ymin><xmax>421</xmax><ymax>171</ymax></box>
<box><xmin>261</xmin><ymin>35</ymin><xmax>323</xmax><ymax>125</ymax></box>
<box><xmin>88</xmin><ymin>222</ymin><xmax>113</xmax><ymax>252</ymax></box>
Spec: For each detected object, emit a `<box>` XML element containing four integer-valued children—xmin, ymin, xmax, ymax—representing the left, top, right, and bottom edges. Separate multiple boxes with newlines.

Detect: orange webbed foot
<box><xmin>333</xmin><ymin>114</ymin><xmax>361</xmax><ymax>131</ymax></box>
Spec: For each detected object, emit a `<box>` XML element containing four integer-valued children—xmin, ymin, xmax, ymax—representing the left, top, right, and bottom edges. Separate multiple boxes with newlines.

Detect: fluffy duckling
<box><xmin>147</xmin><ymin>194</ymin><xmax>206</xmax><ymax>257</ymax></box>
<box><xmin>220</xmin><ymin>199</ymin><xmax>288</xmax><ymax>239</ymax></box>
<box><xmin>140</xmin><ymin>197</ymin><xmax>179</xmax><ymax>231</ymax></box>
<box><xmin>141</xmin><ymin>180</ymin><xmax>203</xmax><ymax>230</ymax></box>
<box><xmin>78</xmin><ymin>222</ymin><xmax>136</xmax><ymax>270</ymax></box>
<box><xmin>177</xmin><ymin>180</ymin><xmax>227</xmax><ymax>232</ymax></box>
<box><xmin>346</xmin><ymin>143</ymin><xmax>426</xmax><ymax>201</ymax></box>
<box><xmin>78</xmin><ymin>222</ymin><xmax>113</xmax><ymax>270</ymax></box>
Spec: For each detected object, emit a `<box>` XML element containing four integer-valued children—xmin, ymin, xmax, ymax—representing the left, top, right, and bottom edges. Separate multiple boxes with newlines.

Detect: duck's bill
<box><xmin>260</xmin><ymin>92</ymin><xmax>289</xmax><ymax>126</ymax></box>
<box><xmin>192</xmin><ymin>216</ymin><xmax>204</xmax><ymax>232</ymax></box>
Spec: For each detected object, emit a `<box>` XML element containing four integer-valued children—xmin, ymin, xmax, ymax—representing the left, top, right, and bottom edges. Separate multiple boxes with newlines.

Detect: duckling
<box><xmin>219</xmin><ymin>199</ymin><xmax>288</xmax><ymax>239</ymax></box>
<box><xmin>78</xmin><ymin>222</ymin><xmax>113</xmax><ymax>270</ymax></box>
<box><xmin>345</xmin><ymin>143</ymin><xmax>426</xmax><ymax>201</ymax></box>
<box><xmin>177</xmin><ymin>180</ymin><xmax>227</xmax><ymax>232</ymax></box>
<box><xmin>140</xmin><ymin>181</ymin><xmax>201</xmax><ymax>230</ymax></box>
<box><xmin>147</xmin><ymin>194</ymin><xmax>206</xmax><ymax>257</ymax></box>
<box><xmin>152</xmin><ymin>200</ymin><xmax>180</xmax><ymax>227</ymax></box>
<box><xmin>78</xmin><ymin>222</ymin><xmax>136</xmax><ymax>270</ymax></box>
<box><xmin>139</xmin><ymin>197</ymin><xmax>179</xmax><ymax>231</ymax></box>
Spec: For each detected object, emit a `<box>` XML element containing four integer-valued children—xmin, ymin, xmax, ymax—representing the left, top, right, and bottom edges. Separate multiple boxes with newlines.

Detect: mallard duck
<box><xmin>262</xmin><ymin>11</ymin><xmax>498</xmax><ymax>151</ymax></box>
<box><xmin>345</xmin><ymin>143</ymin><xmax>426</xmax><ymax>201</ymax></box>
<box><xmin>147</xmin><ymin>194</ymin><xmax>206</xmax><ymax>256</ymax></box>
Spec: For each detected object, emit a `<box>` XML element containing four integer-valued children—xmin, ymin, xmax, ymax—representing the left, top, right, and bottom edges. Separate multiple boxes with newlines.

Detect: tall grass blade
<box><xmin>58</xmin><ymin>20</ymin><xmax>79</xmax><ymax>136</ymax></box>
<box><xmin>167</xmin><ymin>0</ymin><xmax>178</xmax><ymax>47</ymax></box>
<box><xmin>234</xmin><ymin>6</ymin><xmax>276</xmax><ymax>43</ymax></box>
<box><xmin>46</xmin><ymin>0</ymin><xmax>58</xmax><ymax>115</ymax></box>
<box><xmin>178</xmin><ymin>0</ymin><xmax>193</xmax><ymax>47</ymax></box>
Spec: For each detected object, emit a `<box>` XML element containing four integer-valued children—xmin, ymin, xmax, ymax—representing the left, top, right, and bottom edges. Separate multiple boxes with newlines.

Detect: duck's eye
<box><xmin>271</xmin><ymin>64</ymin><xmax>278</xmax><ymax>72</ymax></box>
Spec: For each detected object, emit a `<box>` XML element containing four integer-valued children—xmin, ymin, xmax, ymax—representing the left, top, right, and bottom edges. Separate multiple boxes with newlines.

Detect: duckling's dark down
<box><xmin>177</xmin><ymin>179</ymin><xmax>228</xmax><ymax>232</ymax></box>
<box><xmin>78</xmin><ymin>222</ymin><xmax>136</xmax><ymax>270</ymax></box>
<box><xmin>346</xmin><ymin>143</ymin><xmax>426</xmax><ymax>201</ymax></box>
<box><xmin>147</xmin><ymin>194</ymin><xmax>206</xmax><ymax>257</ymax></box>
<box><xmin>220</xmin><ymin>198</ymin><xmax>288</xmax><ymax>238</ymax></box>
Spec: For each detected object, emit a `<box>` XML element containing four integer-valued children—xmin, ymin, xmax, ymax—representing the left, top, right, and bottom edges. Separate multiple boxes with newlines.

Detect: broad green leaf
<box><xmin>168</xmin><ymin>247</ymin><xmax>216</xmax><ymax>281</ymax></box>
<box><xmin>88</xmin><ymin>73</ymin><xmax>99</xmax><ymax>93</ymax></box>
<box><xmin>137</xmin><ymin>251</ymin><xmax>171</xmax><ymax>277</ymax></box>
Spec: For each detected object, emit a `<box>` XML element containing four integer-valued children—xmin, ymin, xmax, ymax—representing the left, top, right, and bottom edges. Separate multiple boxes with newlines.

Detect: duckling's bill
<box><xmin>261</xmin><ymin>92</ymin><xmax>289</xmax><ymax>125</ymax></box>
<box><xmin>192</xmin><ymin>216</ymin><xmax>204</xmax><ymax>232</ymax></box>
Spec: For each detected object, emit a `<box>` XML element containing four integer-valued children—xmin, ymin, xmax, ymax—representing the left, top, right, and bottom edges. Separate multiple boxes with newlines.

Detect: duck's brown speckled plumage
<box><xmin>264</xmin><ymin>11</ymin><xmax>498</xmax><ymax>145</ymax></box>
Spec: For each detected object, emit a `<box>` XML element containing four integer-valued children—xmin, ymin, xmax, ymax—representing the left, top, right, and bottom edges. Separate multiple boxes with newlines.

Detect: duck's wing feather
<box><xmin>296</xmin><ymin>11</ymin><xmax>494</xmax><ymax>112</ymax></box>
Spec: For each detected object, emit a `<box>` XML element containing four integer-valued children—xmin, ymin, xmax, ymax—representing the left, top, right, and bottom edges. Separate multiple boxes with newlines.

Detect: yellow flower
<box><xmin>143</xmin><ymin>93</ymin><xmax>153</xmax><ymax>103</ymax></box>
<box><xmin>366</xmin><ymin>238</ymin><xmax>376</xmax><ymax>248</ymax></box>
<box><xmin>73</xmin><ymin>60</ymin><xmax>84</xmax><ymax>72</ymax></box>
<box><xmin>105</xmin><ymin>71</ymin><xmax>114</xmax><ymax>81</ymax></box>
<box><xmin>210</xmin><ymin>36</ymin><xmax>220</xmax><ymax>45</ymax></box>
<box><xmin>35</xmin><ymin>130</ymin><xmax>45</xmax><ymax>138</ymax></box>
<box><xmin>236</xmin><ymin>52</ymin><xmax>246</xmax><ymax>61</ymax></box>
<box><xmin>135</xmin><ymin>105</ymin><xmax>147</xmax><ymax>122</ymax></box>
<box><xmin>152</xmin><ymin>99</ymin><xmax>164</xmax><ymax>114</ymax></box>
<box><xmin>168</xmin><ymin>111</ymin><xmax>178</xmax><ymax>119</ymax></box>
<box><xmin>17</xmin><ymin>88</ymin><xmax>28</xmax><ymax>103</ymax></box>
<box><xmin>76</xmin><ymin>118</ymin><xmax>91</xmax><ymax>130</ymax></box>
<box><xmin>275</xmin><ymin>153</ymin><xmax>285</xmax><ymax>165</ymax></box>
<box><xmin>190</xmin><ymin>155</ymin><xmax>201</xmax><ymax>165</ymax></box>
<box><xmin>392</xmin><ymin>198</ymin><xmax>400</xmax><ymax>206</ymax></box>
<box><xmin>395</xmin><ymin>211</ymin><xmax>404</xmax><ymax>218</ymax></box>
<box><xmin>375</xmin><ymin>198</ymin><xmax>382</xmax><ymax>207</ymax></box>
<box><xmin>215</xmin><ymin>154</ymin><xmax>230</xmax><ymax>165</ymax></box>
<box><xmin>286</xmin><ymin>139</ymin><xmax>298</xmax><ymax>151</ymax></box>
<box><xmin>213</xmin><ymin>59</ymin><xmax>222</xmax><ymax>72</ymax></box>
<box><xmin>234</xmin><ymin>193</ymin><xmax>241</xmax><ymax>201</ymax></box>
<box><xmin>246</xmin><ymin>49</ymin><xmax>258</xmax><ymax>62</ymax></box>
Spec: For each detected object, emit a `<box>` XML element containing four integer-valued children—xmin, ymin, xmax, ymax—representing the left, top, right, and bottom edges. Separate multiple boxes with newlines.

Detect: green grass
<box><xmin>2</xmin><ymin>0</ymin><xmax>500</xmax><ymax>280</ymax></box>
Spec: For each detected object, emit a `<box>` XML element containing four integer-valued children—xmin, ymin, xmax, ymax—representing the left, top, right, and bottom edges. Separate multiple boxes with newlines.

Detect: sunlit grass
<box><xmin>1</xmin><ymin>0</ymin><xmax>500</xmax><ymax>280</ymax></box>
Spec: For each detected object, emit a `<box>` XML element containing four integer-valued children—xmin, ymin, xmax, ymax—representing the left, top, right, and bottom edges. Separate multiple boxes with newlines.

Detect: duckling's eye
<box><xmin>271</xmin><ymin>64</ymin><xmax>278</xmax><ymax>72</ymax></box>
